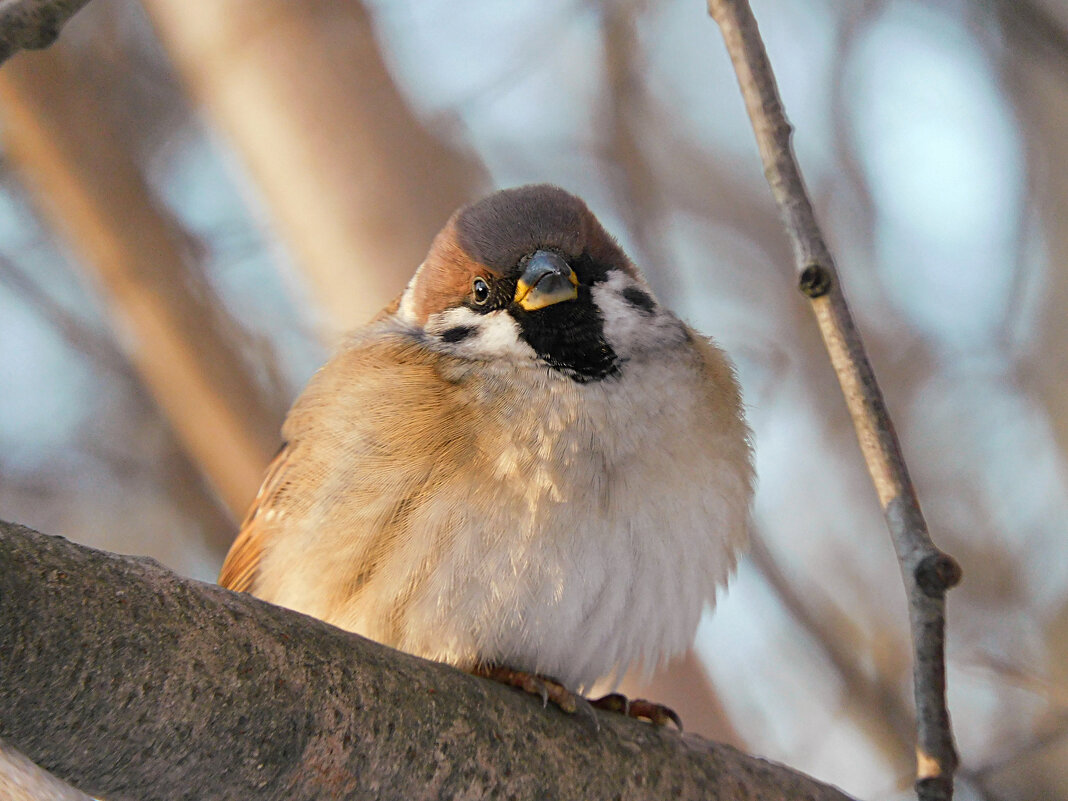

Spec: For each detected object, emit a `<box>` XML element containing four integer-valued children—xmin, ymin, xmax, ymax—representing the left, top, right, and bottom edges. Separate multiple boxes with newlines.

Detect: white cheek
<box><xmin>396</xmin><ymin>266</ymin><xmax>423</xmax><ymax>325</ymax></box>
<box><xmin>593</xmin><ymin>272</ymin><xmax>686</xmax><ymax>358</ymax></box>
<box><xmin>426</xmin><ymin>306</ymin><xmax>536</xmax><ymax>361</ymax></box>
<box><xmin>476</xmin><ymin>314</ymin><xmax>535</xmax><ymax>358</ymax></box>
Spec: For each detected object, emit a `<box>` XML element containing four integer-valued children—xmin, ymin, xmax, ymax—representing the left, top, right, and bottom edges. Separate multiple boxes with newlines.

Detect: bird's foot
<box><xmin>474</xmin><ymin>665</ymin><xmax>601</xmax><ymax>730</ymax></box>
<box><xmin>473</xmin><ymin>666</ymin><xmax>682</xmax><ymax>731</ymax></box>
<box><xmin>590</xmin><ymin>692</ymin><xmax>684</xmax><ymax>731</ymax></box>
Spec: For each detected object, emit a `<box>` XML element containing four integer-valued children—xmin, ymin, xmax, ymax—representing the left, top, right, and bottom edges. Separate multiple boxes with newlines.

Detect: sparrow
<box><xmin>220</xmin><ymin>184</ymin><xmax>753</xmax><ymax>725</ymax></box>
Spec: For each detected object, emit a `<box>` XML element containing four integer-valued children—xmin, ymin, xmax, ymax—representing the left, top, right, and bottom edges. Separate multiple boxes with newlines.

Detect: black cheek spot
<box><xmin>440</xmin><ymin>326</ymin><xmax>475</xmax><ymax>343</ymax></box>
<box><xmin>621</xmin><ymin>287</ymin><xmax>656</xmax><ymax>314</ymax></box>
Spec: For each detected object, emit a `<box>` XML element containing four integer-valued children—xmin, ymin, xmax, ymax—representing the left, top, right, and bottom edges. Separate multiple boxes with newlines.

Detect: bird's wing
<box><xmin>686</xmin><ymin>325</ymin><xmax>745</xmax><ymax>416</ymax></box>
<box><xmin>217</xmin><ymin>327</ymin><xmax>476</xmax><ymax>602</ymax></box>
<box><xmin>218</xmin><ymin>443</ymin><xmax>291</xmax><ymax>592</ymax></box>
<box><xmin>686</xmin><ymin>323</ymin><xmax>753</xmax><ymax>536</ymax></box>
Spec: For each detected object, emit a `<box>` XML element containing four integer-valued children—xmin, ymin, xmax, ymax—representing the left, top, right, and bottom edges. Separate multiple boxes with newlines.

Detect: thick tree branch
<box><xmin>0</xmin><ymin>520</ymin><xmax>854</xmax><ymax>801</ymax></box>
<box><xmin>705</xmin><ymin>2</ymin><xmax>962</xmax><ymax>799</ymax></box>
<box><xmin>0</xmin><ymin>0</ymin><xmax>90</xmax><ymax>63</ymax></box>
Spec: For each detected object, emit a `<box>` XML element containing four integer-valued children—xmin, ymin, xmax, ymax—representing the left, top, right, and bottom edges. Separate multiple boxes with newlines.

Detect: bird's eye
<box><xmin>472</xmin><ymin>277</ymin><xmax>490</xmax><ymax>305</ymax></box>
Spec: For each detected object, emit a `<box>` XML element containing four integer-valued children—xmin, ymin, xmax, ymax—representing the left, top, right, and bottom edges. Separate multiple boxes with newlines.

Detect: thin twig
<box><xmin>599</xmin><ymin>0</ymin><xmax>677</xmax><ymax>295</ymax></box>
<box><xmin>705</xmin><ymin>2</ymin><xmax>962</xmax><ymax>799</ymax></box>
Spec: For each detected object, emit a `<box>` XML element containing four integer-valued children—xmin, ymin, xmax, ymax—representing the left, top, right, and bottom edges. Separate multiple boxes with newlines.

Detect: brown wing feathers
<box><xmin>218</xmin><ymin>444</ymin><xmax>290</xmax><ymax>592</ymax></box>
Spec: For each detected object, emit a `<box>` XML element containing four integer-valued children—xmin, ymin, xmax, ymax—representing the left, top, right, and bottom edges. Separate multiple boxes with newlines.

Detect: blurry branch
<box><xmin>827</xmin><ymin>1</ymin><xmax>880</xmax><ymax>245</ymax></box>
<box><xmin>705</xmin><ymin>2</ymin><xmax>962</xmax><ymax>800</ymax></box>
<box><xmin>653</xmin><ymin>123</ymin><xmax>794</xmax><ymax>273</ymax></box>
<box><xmin>998</xmin><ymin>6</ymin><xmax>1068</xmax><ymax>471</ymax></box>
<box><xmin>599</xmin><ymin>0</ymin><xmax>676</xmax><ymax>293</ymax></box>
<box><xmin>140</xmin><ymin>0</ymin><xmax>488</xmax><ymax>335</ymax></box>
<box><xmin>749</xmin><ymin>530</ymin><xmax>913</xmax><ymax>773</ymax></box>
<box><xmin>0</xmin><ymin>254</ymin><xmax>236</xmax><ymax>553</ymax></box>
<box><xmin>0</xmin><ymin>251</ymin><xmax>128</xmax><ymax>378</ymax></box>
<box><xmin>985</xmin><ymin>0</ymin><xmax>1068</xmax><ymax>71</ymax></box>
<box><xmin>0</xmin><ymin>520</ymin><xmax>856</xmax><ymax>801</ymax></box>
<box><xmin>0</xmin><ymin>0</ymin><xmax>90</xmax><ymax>63</ymax></box>
<box><xmin>0</xmin><ymin>44</ymin><xmax>285</xmax><ymax>518</ymax></box>
<box><xmin>0</xmin><ymin>738</ymin><xmax>93</xmax><ymax>801</ymax></box>
<box><xmin>964</xmin><ymin>711</ymin><xmax>1068</xmax><ymax>790</ymax></box>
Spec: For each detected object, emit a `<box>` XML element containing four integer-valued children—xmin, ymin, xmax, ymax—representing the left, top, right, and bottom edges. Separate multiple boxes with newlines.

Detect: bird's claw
<box><xmin>474</xmin><ymin>665</ymin><xmax>682</xmax><ymax>731</ymax></box>
<box><xmin>474</xmin><ymin>665</ymin><xmax>596</xmax><ymax>729</ymax></box>
<box><xmin>592</xmin><ymin>693</ymin><xmax>683</xmax><ymax>731</ymax></box>
<box><xmin>590</xmin><ymin>691</ymin><xmax>629</xmax><ymax>715</ymax></box>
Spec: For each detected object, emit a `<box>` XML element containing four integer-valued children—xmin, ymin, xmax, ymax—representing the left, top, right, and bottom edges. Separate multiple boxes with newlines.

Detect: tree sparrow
<box><xmin>220</xmin><ymin>185</ymin><xmax>753</xmax><ymax>724</ymax></box>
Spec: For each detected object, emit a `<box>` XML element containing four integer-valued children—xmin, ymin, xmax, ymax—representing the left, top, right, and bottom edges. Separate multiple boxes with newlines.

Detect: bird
<box><xmin>219</xmin><ymin>184</ymin><xmax>753</xmax><ymax>726</ymax></box>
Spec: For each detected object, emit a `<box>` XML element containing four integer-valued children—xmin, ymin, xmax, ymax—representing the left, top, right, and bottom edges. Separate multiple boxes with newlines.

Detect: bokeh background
<box><xmin>1</xmin><ymin>1</ymin><xmax>1066</xmax><ymax>798</ymax></box>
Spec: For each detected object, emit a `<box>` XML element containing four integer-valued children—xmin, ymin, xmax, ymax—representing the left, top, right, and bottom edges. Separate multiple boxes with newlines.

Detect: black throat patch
<box><xmin>511</xmin><ymin>286</ymin><xmax>620</xmax><ymax>383</ymax></box>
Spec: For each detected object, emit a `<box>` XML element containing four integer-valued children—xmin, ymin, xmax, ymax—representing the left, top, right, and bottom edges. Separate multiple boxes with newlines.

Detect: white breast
<box><xmin>333</xmin><ymin>336</ymin><xmax>752</xmax><ymax>691</ymax></box>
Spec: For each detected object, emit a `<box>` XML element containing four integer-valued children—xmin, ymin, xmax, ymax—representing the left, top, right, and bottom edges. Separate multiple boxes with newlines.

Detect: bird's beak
<box><xmin>514</xmin><ymin>250</ymin><xmax>579</xmax><ymax>311</ymax></box>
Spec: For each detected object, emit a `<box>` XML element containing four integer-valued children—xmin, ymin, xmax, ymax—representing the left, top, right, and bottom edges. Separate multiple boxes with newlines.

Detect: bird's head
<box><xmin>397</xmin><ymin>185</ymin><xmax>682</xmax><ymax>383</ymax></box>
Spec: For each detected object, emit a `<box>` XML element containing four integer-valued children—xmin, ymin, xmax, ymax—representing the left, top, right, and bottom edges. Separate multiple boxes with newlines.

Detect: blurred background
<box><xmin>0</xmin><ymin>0</ymin><xmax>1065</xmax><ymax>798</ymax></box>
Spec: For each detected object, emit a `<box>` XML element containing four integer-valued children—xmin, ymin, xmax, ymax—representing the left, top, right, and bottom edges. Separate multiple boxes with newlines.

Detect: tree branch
<box><xmin>0</xmin><ymin>0</ymin><xmax>90</xmax><ymax>63</ymax></box>
<box><xmin>0</xmin><ymin>520</ymin><xmax>854</xmax><ymax>801</ymax></box>
<box><xmin>705</xmin><ymin>2</ymin><xmax>962</xmax><ymax>799</ymax></box>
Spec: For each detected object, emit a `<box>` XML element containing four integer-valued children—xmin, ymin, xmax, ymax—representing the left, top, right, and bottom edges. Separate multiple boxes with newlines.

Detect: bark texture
<box><xmin>0</xmin><ymin>520</ymin><xmax>854</xmax><ymax>801</ymax></box>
